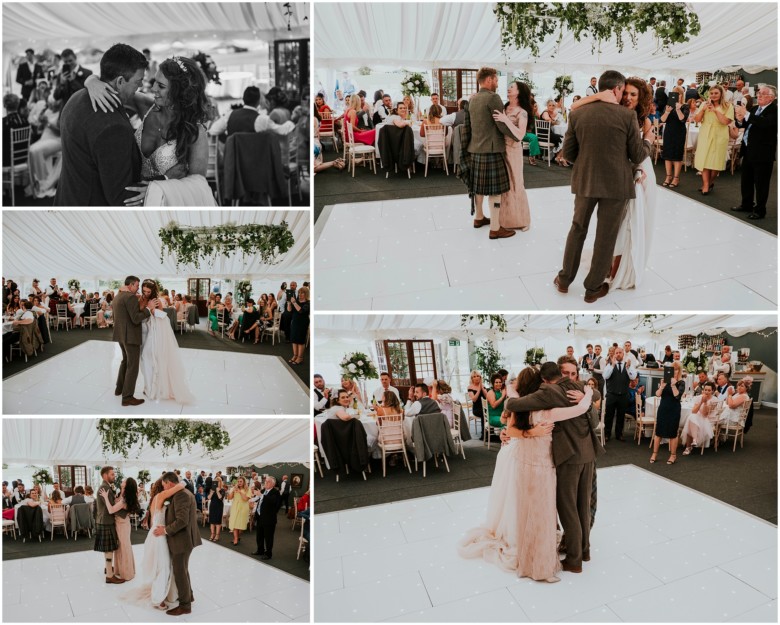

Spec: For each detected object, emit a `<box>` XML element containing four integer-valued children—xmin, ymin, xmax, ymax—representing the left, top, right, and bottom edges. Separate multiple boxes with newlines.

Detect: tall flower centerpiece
<box><xmin>340</xmin><ymin>352</ymin><xmax>379</xmax><ymax>406</ymax></box>
<box><xmin>236</xmin><ymin>280</ymin><xmax>253</xmax><ymax>305</ymax></box>
<box><xmin>31</xmin><ymin>467</ymin><xmax>53</xmax><ymax>486</ymax></box>
<box><xmin>553</xmin><ymin>75</ymin><xmax>574</xmax><ymax>120</ymax></box>
<box><xmin>400</xmin><ymin>71</ymin><xmax>431</xmax><ymax>119</ymax></box>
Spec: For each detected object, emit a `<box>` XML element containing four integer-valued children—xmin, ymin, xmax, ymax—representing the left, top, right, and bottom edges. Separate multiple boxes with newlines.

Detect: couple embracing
<box><xmin>95</xmin><ymin>467</ymin><xmax>201</xmax><ymax>615</ymax></box>
<box><xmin>459</xmin><ymin>361</ymin><xmax>604</xmax><ymax>582</ymax></box>
<box><xmin>55</xmin><ymin>43</ymin><xmax>215</xmax><ymax>206</ymax></box>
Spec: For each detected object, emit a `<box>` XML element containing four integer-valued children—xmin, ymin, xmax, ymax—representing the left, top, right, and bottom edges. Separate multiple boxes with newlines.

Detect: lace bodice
<box><xmin>135</xmin><ymin>109</ymin><xmax>179</xmax><ymax>179</ymax></box>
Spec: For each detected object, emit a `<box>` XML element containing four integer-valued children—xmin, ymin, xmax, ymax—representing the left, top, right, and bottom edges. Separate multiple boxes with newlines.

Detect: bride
<box><xmin>85</xmin><ymin>56</ymin><xmax>215</xmax><ymax>207</ymax></box>
<box><xmin>570</xmin><ymin>76</ymin><xmax>656</xmax><ymax>290</ymax></box>
<box><xmin>137</xmin><ymin>279</ymin><xmax>194</xmax><ymax>403</ymax></box>
<box><xmin>125</xmin><ymin>479</ymin><xmax>185</xmax><ymax>609</ymax></box>
<box><xmin>459</xmin><ymin>368</ymin><xmax>593</xmax><ymax>583</ymax></box>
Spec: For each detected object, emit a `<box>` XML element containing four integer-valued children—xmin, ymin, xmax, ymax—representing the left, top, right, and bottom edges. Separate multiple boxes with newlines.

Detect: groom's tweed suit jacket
<box><xmin>562</xmin><ymin>100</ymin><xmax>650</xmax><ymax>200</ymax></box>
<box><xmin>505</xmin><ymin>380</ymin><xmax>604</xmax><ymax>467</ymax></box>
<box><xmin>95</xmin><ymin>479</ymin><xmax>115</xmax><ymax>525</ymax></box>
<box><xmin>55</xmin><ymin>88</ymin><xmax>141</xmax><ymax>206</ymax></box>
<box><xmin>164</xmin><ymin>488</ymin><xmax>202</xmax><ymax>555</ymax></box>
<box><xmin>112</xmin><ymin>291</ymin><xmax>150</xmax><ymax>346</ymax></box>
<box><xmin>467</xmin><ymin>88</ymin><xmax>516</xmax><ymax>154</ymax></box>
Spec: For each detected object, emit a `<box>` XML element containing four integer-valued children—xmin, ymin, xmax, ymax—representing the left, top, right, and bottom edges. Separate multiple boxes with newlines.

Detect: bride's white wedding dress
<box><xmin>611</xmin><ymin>155</ymin><xmax>656</xmax><ymax>290</ymax></box>
<box><xmin>124</xmin><ymin>507</ymin><xmax>178</xmax><ymax>607</ymax></box>
<box><xmin>140</xmin><ymin>310</ymin><xmax>194</xmax><ymax>403</ymax></box>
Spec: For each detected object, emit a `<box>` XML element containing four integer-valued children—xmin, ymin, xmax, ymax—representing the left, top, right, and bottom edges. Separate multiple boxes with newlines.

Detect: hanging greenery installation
<box><xmin>97</xmin><ymin>419</ymin><xmax>231</xmax><ymax>459</ymax></box>
<box><xmin>494</xmin><ymin>3</ymin><xmax>701</xmax><ymax>58</ymax></box>
<box><xmin>159</xmin><ymin>221</ymin><xmax>295</xmax><ymax>270</ymax></box>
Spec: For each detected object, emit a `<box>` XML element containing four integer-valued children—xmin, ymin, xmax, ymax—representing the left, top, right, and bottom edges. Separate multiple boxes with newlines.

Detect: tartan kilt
<box><xmin>468</xmin><ymin>152</ymin><xmax>510</xmax><ymax>196</ymax></box>
<box><xmin>93</xmin><ymin>523</ymin><xmax>119</xmax><ymax>552</ymax></box>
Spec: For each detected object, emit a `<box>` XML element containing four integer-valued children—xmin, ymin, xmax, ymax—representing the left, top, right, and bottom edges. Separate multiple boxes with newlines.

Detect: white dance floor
<box><xmin>2</xmin><ymin>540</ymin><xmax>309</xmax><ymax>623</ymax></box>
<box><xmin>314</xmin><ymin>188</ymin><xmax>777</xmax><ymax>311</ymax></box>
<box><xmin>2</xmin><ymin>340</ymin><xmax>308</xmax><ymax>415</ymax></box>
<box><xmin>314</xmin><ymin>465</ymin><xmax>777</xmax><ymax>623</ymax></box>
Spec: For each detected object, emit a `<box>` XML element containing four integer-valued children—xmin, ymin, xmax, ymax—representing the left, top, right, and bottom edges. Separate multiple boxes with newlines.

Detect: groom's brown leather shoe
<box><xmin>115</xmin><ymin>389</ymin><xmax>122</xmax><ymax>396</ymax></box>
<box><xmin>561</xmin><ymin>562</ymin><xmax>583</xmax><ymax>573</ymax></box>
<box><xmin>473</xmin><ymin>217</ymin><xmax>491</xmax><ymax>228</ymax></box>
<box><xmin>122</xmin><ymin>397</ymin><xmax>145</xmax><ymax>406</ymax></box>
<box><xmin>553</xmin><ymin>276</ymin><xmax>568</xmax><ymax>294</ymax></box>
<box><xmin>105</xmin><ymin>577</ymin><xmax>126</xmax><ymax>584</ymax></box>
<box><xmin>166</xmin><ymin>606</ymin><xmax>191</xmax><ymax>616</ymax></box>
<box><xmin>489</xmin><ymin>227</ymin><xmax>515</xmax><ymax>239</ymax></box>
<box><xmin>584</xmin><ymin>283</ymin><xmax>609</xmax><ymax>304</ymax></box>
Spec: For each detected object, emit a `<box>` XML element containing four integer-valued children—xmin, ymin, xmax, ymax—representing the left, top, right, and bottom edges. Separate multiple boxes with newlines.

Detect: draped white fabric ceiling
<box><xmin>2</xmin><ymin>418</ymin><xmax>310</xmax><ymax>465</ymax></box>
<box><xmin>314</xmin><ymin>3</ymin><xmax>777</xmax><ymax>74</ymax></box>
<box><xmin>3</xmin><ymin>2</ymin><xmax>310</xmax><ymax>45</ymax></box>
<box><xmin>2</xmin><ymin>210</ymin><xmax>310</xmax><ymax>280</ymax></box>
<box><xmin>314</xmin><ymin>315</ymin><xmax>778</xmax><ymax>341</ymax></box>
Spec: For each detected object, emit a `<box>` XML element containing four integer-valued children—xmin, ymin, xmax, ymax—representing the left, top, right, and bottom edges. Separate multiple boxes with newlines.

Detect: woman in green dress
<box><xmin>486</xmin><ymin>373</ymin><xmax>508</xmax><ymax>430</ymax></box>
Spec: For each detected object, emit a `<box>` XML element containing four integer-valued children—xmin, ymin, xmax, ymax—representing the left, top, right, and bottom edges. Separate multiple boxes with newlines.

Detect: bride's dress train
<box><xmin>140</xmin><ymin>312</ymin><xmax>194</xmax><ymax>403</ymax></box>
<box><xmin>123</xmin><ymin>508</ymin><xmax>178</xmax><ymax>607</ymax></box>
<box><xmin>611</xmin><ymin>155</ymin><xmax>656</xmax><ymax>289</ymax></box>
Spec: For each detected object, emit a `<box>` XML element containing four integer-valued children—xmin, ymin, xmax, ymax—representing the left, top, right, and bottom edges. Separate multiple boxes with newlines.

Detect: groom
<box><xmin>55</xmin><ymin>43</ymin><xmax>148</xmax><ymax>206</ymax></box>
<box><xmin>505</xmin><ymin>362</ymin><xmax>604</xmax><ymax>573</ymax></box>
<box><xmin>113</xmin><ymin>276</ymin><xmax>157</xmax><ymax>406</ymax></box>
<box><xmin>153</xmin><ymin>472</ymin><xmax>202</xmax><ymax>616</ymax></box>
<box><xmin>555</xmin><ymin>70</ymin><xmax>652</xmax><ymax>303</ymax></box>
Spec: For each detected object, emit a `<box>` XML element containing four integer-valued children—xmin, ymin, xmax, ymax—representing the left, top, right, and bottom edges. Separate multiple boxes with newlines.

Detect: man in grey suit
<box><xmin>112</xmin><ymin>275</ymin><xmax>157</xmax><ymax>406</ymax></box>
<box><xmin>505</xmin><ymin>362</ymin><xmax>604</xmax><ymax>573</ymax></box>
<box><xmin>153</xmin><ymin>472</ymin><xmax>202</xmax><ymax>616</ymax></box>
<box><xmin>555</xmin><ymin>70</ymin><xmax>652</xmax><ymax>303</ymax></box>
<box><xmin>466</xmin><ymin>66</ymin><xmax>517</xmax><ymax>240</ymax></box>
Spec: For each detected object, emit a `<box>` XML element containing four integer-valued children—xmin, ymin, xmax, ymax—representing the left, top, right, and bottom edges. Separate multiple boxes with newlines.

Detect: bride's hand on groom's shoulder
<box><xmin>85</xmin><ymin>74</ymin><xmax>120</xmax><ymax>114</ymax></box>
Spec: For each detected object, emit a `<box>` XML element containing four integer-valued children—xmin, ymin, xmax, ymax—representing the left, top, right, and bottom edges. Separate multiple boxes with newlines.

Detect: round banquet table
<box><xmin>3</xmin><ymin>321</ymin><xmax>13</xmax><ymax>334</ymax></box>
<box><xmin>645</xmin><ymin>396</ymin><xmax>694</xmax><ymax>431</ymax></box>
<box><xmin>71</xmin><ymin>303</ymin><xmax>85</xmax><ymax>318</ymax></box>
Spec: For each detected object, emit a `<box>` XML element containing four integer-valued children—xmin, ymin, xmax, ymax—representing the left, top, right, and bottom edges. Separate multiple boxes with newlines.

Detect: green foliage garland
<box><xmin>494</xmin><ymin>3</ymin><xmax>701</xmax><ymax>58</ymax></box>
<box><xmin>159</xmin><ymin>222</ymin><xmax>295</xmax><ymax>270</ymax></box>
<box><xmin>97</xmin><ymin>419</ymin><xmax>231</xmax><ymax>459</ymax></box>
<box><xmin>461</xmin><ymin>314</ymin><xmax>509</xmax><ymax>334</ymax></box>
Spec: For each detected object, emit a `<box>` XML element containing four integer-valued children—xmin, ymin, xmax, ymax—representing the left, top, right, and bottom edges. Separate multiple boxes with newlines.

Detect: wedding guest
<box><xmin>441</xmin><ymin>98</ymin><xmax>468</xmax><ymax>127</ymax></box>
<box><xmin>661</xmin><ymin>345</ymin><xmax>674</xmax><ymax>363</ymax></box>
<box><xmin>53</xmin><ymin>48</ymin><xmax>92</xmax><ymax>104</ymax></box>
<box><xmin>468</xmin><ymin>370</ymin><xmax>488</xmax><ymax>434</ymax></box>
<box><xmin>431</xmin><ymin>379</ymin><xmax>455</xmax><ymax>426</ymax></box>
<box><xmin>288</xmin><ymin>286</ymin><xmax>309</xmax><ymax>365</ymax></box>
<box><xmin>313</xmin><ymin>374</ymin><xmax>331</xmax><ymax>416</ymax></box>
<box><xmin>3</xmin><ymin>94</ymin><xmax>30</xmax><ymax>167</ymax></box>
<box><xmin>586</xmin><ymin>378</ymin><xmax>601</xmax><ymax>411</ymax></box>
<box><xmin>580</xmin><ymin>344</ymin><xmax>595</xmax><ymax>372</ymax></box>
<box><xmin>47</xmin><ymin>489</ymin><xmax>63</xmax><ymax>514</ymax></box>
<box><xmin>652</xmin><ymin>362</ymin><xmax>685</xmax><ymax>463</ymax></box>
<box><xmin>343</xmin><ymin>94</ymin><xmax>375</xmax><ymax>145</ymax></box>
<box><xmin>715</xmin><ymin>372</ymin><xmax>732</xmax><ymax>399</ymax></box>
<box><xmin>486</xmin><ymin>373</ymin><xmax>508</xmax><ymax>430</ymax></box>
<box><xmin>681</xmin><ymin>381</ymin><xmax>717</xmax><ymax>454</ymax></box>
<box><xmin>250</xmin><ymin>476</ymin><xmax>280</xmax><ymax>560</ymax></box>
<box><xmin>207</xmin><ymin>293</ymin><xmax>226</xmax><ymax>336</ymax></box>
<box><xmin>385</xmin><ymin>102</ymin><xmax>412</xmax><ymax>128</ymax></box>
<box><xmin>372</xmin><ymin>372</ymin><xmax>401</xmax><ymax>404</ymax></box>
<box><xmin>207</xmin><ymin>476</ymin><xmax>226</xmax><ymax>541</ymax></box>
<box><xmin>230</xmin><ymin>298</ymin><xmax>261</xmax><ymax>342</ymax></box>
<box><xmin>586</xmin><ymin>76</ymin><xmax>598</xmax><ymax>96</ymax></box>
<box><xmin>340</xmin><ymin>377</ymin><xmax>364</xmax><ymax>408</ymax></box>
<box><xmin>419</xmin><ymin>104</ymin><xmax>443</xmax><ymax>137</ymax></box>
<box><xmin>603</xmin><ymin>347</ymin><xmax>637</xmax><ymax>442</ymax></box>
<box><xmin>404</xmin><ymin>383</ymin><xmax>441</xmax><ymax>417</ymax></box>
<box><xmin>693</xmin><ymin>84</ymin><xmax>734</xmax><ymax>194</ymax></box>
<box><xmin>98</xmin><ymin>477</ymin><xmax>145</xmax><ymax>581</ymax></box>
<box><xmin>540</xmin><ymin>99</ymin><xmax>566</xmax><ymax>165</ymax></box>
<box><xmin>266</xmin><ymin>86</ymin><xmax>291</xmax><ymax>124</ymax></box>
<box><xmin>373</xmin><ymin>93</ymin><xmax>393</xmax><ymax>125</ymax></box>
<box><xmin>376</xmin><ymin>390</ymin><xmax>403</xmax><ymax>417</ymax></box>
<box><xmin>280</xmin><ymin>281</ymin><xmax>297</xmax><ymax>341</ymax></box>
<box><xmin>28</xmin><ymin>95</ymin><xmax>63</xmax><ymax>198</ymax></box>
<box><xmin>227</xmin><ymin>477</ymin><xmax>250</xmax><ymax>545</ymax></box>
<box><xmin>402</xmin><ymin>94</ymin><xmax>415</xmax><ymax>119</ymax></box>
<box><xmin>693</xmin><ymin>371</ymin><xmax>710</xmax><ymax>395</ymax></box>
<box><xmin>660</xmin><ymin>89</ymin><xmax>688</xmax><ymax>188</ymax></box>
<box><xmin>327</xmin><ymin>389</ymin><xmax>356</xmax><ymax>421</ymax></box>
<box><xmin>16</xmin><ymin>48</ymin><xmax>45</xmax><ymax>102</ymax></box>
<box><xmin>719</xmin><ymin>380</ymin><xmax>750</xmax><ymax>425</ymax></box>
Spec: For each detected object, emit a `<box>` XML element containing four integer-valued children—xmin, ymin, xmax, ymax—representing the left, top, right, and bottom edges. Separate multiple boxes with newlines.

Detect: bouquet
<box><xmin>340</xmin><ymin>352</ymin><xmax>379</xmax><ymax>380</ymax></box>
<box><xmin>400</xmin><ymin>71</ymin><xmax>431</xmax><ymax>98</ymax></box>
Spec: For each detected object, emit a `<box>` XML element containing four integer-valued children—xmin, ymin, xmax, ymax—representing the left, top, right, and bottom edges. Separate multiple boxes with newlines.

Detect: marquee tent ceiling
<box><xmin>315</xmin><ymin>3</ymin><xmax>777</xmax><ymax>74</ymax></box>
<box><xmin>2</xmin><ymin>210</ymin><xmax>310</xmax><ymax>281</ymax></box>
<box><xmin>2</xmin><ymin>418</ymin><xmax>310</xmax><ymax>465</ymax></box>
<box><xmin>3</xmin><ymin>2</ymin><xmax>310</xmax><ymax>45</ymax></box>
<box><xmin>314</xmin><ymin>315</ymin><xmax>778</xmax><ymax>340</ymax></box>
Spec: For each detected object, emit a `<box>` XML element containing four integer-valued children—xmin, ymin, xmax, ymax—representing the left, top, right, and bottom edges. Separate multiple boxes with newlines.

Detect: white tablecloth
<box><xmin>375</xmin><ymin>121</ymin><xmax>424</xmax><ymax>162</ymax></box>
<box><xmin>3</xmin><ymin>321</ymin><xmax>13</xmax><ymax>334</ymax></box>
<box><xmin>645</xmin><ymin>396</ymin><xmax>694</xmax><ymax>429</ymax></box>
<box><xmin>13</xmin><ymin>502</ymin><xmax>50</xmax><ymax>532</ymax></box>
<box><xmin>552</xmin><ymin>121</ymin><xmax>568</xmax><ymax>137</ymax></box>
<box><xmin>72</xmin><ymin>303</ymin><xmax>85</xmax><ymax>317</ymax></box>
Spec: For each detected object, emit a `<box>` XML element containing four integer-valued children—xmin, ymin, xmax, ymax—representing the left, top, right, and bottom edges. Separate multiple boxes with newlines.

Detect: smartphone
<box><xmin>663</xmin><ymin>365</ymin><xmax>674</xmax><ymax>384</ymax></box>
<box><xmin>666</xmin><ymin>92</ymin><xmax>680</xmax><ymax>108</ymax></box>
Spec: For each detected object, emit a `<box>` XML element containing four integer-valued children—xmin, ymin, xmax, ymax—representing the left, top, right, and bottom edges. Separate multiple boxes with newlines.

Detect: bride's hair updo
<box><xmin>159</xmin><ymin>56</ymin><xmax>209</xmax><ymax>165</ymax></box>
<box><xmin>141</xmin><ymin>279</ymin><xmax>159</xmax><ymax>299</ymax></box>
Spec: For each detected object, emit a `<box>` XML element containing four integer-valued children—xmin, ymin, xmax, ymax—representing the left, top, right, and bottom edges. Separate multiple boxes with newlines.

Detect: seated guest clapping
<box><xmin>719</xmin><ymin>381</ymin><xmax>750</xmax><ymax>426</ymax></box>
<box><xmin>714</xmin><ymin>373</ymin><xmax>732</xmax><ymax>400</ymax></box>
<box><xmin>386</xmin><ymin>102</ymin><xmax>412</xmax><ymax>128</ymax></box>
<box><xmin>681</xmin><ymin>381</ymin><xmax>718</xmax><ymax>454</ymax></box>
<box><xmin>404</xmin><ymin>383</ymin><xmax>441</xmax><ymax>417</ymax></box>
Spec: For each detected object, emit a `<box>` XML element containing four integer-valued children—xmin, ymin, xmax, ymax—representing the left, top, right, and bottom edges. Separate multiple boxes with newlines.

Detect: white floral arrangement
<box><xmin>339</xmin><ymin>352</ymin><xmax>379</xmax><ymax>380</ymax></box>
<box><xmin>554</xmin><ymin>75</ymin><xmax>574</xmax><ymax>99</ymax></box>
<box><xmin>400</xmin><ymin>71</ymin><xmax>431</xmax><ymax>98</ymax></box>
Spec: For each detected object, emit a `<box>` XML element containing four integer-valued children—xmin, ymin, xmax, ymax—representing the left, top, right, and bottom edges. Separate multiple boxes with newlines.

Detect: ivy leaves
<box><xmin>159</xmin><ymin>221</ymin><xmax>295</xmax><ymax>270</ymax></box>
<box><xmin>494</xmin><ymin>2</ymin><xmax>701</xmax><ymax>58</ymax></box>
<box><xmin>97</xmin><ymin>419</ymin><xmax>231</xmax><ymax>459</ymax></box>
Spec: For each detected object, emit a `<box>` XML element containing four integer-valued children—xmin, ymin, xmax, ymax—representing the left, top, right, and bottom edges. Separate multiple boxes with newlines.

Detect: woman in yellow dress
<box><xmin>693</xmin><ymin>84</ymin><xmax>734</xmax><ymax>195</ymax></box>
<box><xmin>227</xmin><ymin>477</ymin><xmax>250</xmax><ymax>545</ymax></box>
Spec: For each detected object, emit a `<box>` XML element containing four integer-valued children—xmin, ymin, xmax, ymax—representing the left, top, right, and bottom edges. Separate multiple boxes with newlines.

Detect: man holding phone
<box><xmin>53</xmin><ymin>48</ymin><xmax>92</xmax><ymax>105</ymax></box>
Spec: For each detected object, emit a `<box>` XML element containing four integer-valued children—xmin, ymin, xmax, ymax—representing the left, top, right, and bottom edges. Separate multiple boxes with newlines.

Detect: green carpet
<box><xmin>2</xmin><ymin>508</ymin><xmax>308</xmax><ymax>582</ymax></box>
<box><xmin>3</xmin><ymin>319</ymin><xmax>309</xmax><ymax>388</ymax></box>
<box><xmin>314</xmin><ymin>149</ymin><xmax>776</xmax><ymax>235</ymax></box>
<box><xmin>314</xmin><ymin>409</ymin><xmax>778</xmax><ymax>524</ymax></box>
